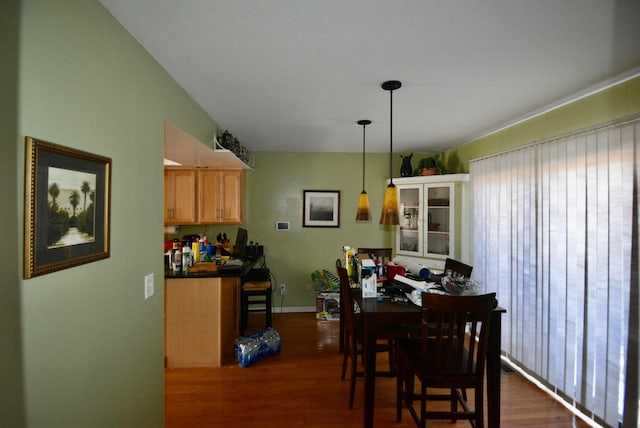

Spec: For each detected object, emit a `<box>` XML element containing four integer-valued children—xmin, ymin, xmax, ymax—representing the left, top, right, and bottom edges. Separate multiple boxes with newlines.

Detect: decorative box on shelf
<box><xmin>215</xmin><ymin>130</ymin><xmax>255</xmax><ymax>169</ymax></box>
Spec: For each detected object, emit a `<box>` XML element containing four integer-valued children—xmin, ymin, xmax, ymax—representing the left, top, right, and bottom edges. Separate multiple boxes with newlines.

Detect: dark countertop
<box><xmin>165</xmin><ymin>256</ymin><xmax>262</xmax><ymax>279</ymax></box>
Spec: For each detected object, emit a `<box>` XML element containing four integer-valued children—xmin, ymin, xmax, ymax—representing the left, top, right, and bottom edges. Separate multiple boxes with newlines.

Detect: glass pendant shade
<box><xmin>380</xmin><ymin>183</ymin><xmax>399</xmax><ymax>225</ymax></box>
<box><xmin>380</xmin><ymin>80</ymin><xmax>401</xmax><ymax>225</ymax></box>
<box><xmin>355</xmin><ymin>191</ymin><xmax>372</xmax><ymax>221</ymax></box>
<box><xmin>355</xmin><ymin>119</ymin><xmax>372</xmax><ymax>222</ymax></box>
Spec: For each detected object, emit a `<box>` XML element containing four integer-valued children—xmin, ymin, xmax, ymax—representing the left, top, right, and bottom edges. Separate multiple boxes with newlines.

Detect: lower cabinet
<box><xmin>164</xmin><ymin>276</ymin><xmax>239</xmax><ymax>368</ymax></box>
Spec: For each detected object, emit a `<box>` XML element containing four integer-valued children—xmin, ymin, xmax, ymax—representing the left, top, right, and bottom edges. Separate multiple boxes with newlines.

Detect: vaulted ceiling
<box><xmin>100</xmin><ymin>0</ymin><xmax>640</xmax><ymax>153</ymax></box>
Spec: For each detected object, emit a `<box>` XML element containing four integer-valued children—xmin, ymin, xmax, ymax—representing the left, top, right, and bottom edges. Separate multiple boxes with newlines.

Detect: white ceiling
<box><xmin>99</xmin><ymin>0</ymin><xmax>640</xmax><ymax>153</ymax></box>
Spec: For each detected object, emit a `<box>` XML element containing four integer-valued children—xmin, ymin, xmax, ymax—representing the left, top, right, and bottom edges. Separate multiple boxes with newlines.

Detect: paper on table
<box><xmin>393</xmin><ymin>274</ymin><xmax>437</xmax><ymax>291</ymax></box>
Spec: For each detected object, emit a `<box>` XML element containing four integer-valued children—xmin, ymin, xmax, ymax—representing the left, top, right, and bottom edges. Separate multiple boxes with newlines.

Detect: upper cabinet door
<box><xmin>198</xmin><ymin>169</ymin><xmax>244</xmax><ymax>224</ymax></box>
<box><xmin>397</xmin><ymin>184</ymin><xmax>423</xmax><ymax>256</ymax></box>
<box><xmin>164</xmin><ymin>169</ymin><xmax>197</xmax><ymax>224</ymax></box>
<box><xmin>219</xmin><ymin>170</ymin><xmax>243</xmax><ymax>224</ymax></box>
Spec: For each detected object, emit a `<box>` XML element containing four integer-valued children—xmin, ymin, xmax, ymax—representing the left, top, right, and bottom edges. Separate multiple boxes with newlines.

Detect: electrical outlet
<box><xmin>280</xmin><ymin>284</ymin><xmax>286</xmax><ymax>295</ymax></box>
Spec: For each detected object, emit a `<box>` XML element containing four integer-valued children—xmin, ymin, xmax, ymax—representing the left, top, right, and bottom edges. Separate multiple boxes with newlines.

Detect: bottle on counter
<box><xmin>172</xmin><ymin>247</ymin><xmax>182</xmax><ymax>272</ymax></box>
<box><xmin>192</xmin><ymin>239</ymin><xmax>200</xmax><ymax>264</ymax></box>
<box><xmin>182</xmin><ymin>244</ymin><xmax>191</xmax><ymax>272</ymax></box>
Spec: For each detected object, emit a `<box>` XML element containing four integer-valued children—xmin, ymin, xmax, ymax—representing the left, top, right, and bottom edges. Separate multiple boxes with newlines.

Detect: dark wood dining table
<box><xmin>353</xmin><ymin>291</ymin><xmax>506</xmax><ymax>428</ymax></box>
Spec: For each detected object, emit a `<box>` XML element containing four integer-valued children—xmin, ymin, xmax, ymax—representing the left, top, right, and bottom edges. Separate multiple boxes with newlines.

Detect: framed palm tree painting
<box><xmin>24</xmin><ymin>137</ymin><xmax>111</xmax><ymax>278</ymax></box>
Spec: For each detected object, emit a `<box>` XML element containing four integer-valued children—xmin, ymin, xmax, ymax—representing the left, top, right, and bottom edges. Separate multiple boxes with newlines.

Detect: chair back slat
<box><xmin>337</xmin><ymin>265</ymin><xmax>355</xmax><ymax>335</ymax></box>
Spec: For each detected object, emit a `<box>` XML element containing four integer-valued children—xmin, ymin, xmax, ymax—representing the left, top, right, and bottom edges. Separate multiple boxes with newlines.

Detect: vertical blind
<box><xmin>470</xmin><ymin>117</ymin><xmax>639</xmax><ymax>427</ymax></box>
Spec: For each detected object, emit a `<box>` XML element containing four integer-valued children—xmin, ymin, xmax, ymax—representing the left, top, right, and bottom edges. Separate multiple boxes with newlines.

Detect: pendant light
<box><xmin>355</xmin><ymin>119</ymin><xmax>372</xmax><ymax>221</ymax></box>
<box><xmin>379</xmin><ymin>80</ymin><xmax>401</xmax><ymax>225</ymax></box>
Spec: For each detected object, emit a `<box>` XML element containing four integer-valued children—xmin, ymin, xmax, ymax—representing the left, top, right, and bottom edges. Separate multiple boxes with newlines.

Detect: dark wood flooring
<box><xmin>165</xmin><ymin>312</ymin><xmax>591</xmax><ymax>427</ymax></box>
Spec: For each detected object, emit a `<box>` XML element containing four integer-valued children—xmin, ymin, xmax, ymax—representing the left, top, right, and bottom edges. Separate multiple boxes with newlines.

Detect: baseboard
<box><xmin>272</xmin><ymin>306</ymin><xmax>316</xmax><ymax>313</ymax></box>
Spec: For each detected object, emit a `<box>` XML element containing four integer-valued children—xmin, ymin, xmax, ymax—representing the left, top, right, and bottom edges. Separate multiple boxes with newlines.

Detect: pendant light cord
<box><xmin>389</xmin><ymin>89</ymin><xmax>393</xmax><ymax>184</ymax></box>
<box><xmin>362</xmin><ymin>123</ymin><xmax>366</xmax><ymax>192</ymax></box>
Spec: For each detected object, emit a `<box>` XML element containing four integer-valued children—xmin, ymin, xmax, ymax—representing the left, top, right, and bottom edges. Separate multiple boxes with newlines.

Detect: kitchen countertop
<box><xmin>165</xmin><ymin>256</ymin><xmax>262</xmax><ymax>279</ymax></box>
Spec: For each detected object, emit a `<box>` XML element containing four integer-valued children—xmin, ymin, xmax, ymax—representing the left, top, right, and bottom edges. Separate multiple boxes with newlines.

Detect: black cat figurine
<box><xmin>400</xmin><ymin>153</ymin><xmax>413</xmax><ymax>177</ymax></box>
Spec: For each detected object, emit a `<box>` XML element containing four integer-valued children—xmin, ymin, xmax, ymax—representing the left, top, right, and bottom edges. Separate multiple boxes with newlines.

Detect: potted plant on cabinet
<box><xmin>414</xmin><ymin>156</ymin><xmax>446</xmax><ymax>176</ymax></box>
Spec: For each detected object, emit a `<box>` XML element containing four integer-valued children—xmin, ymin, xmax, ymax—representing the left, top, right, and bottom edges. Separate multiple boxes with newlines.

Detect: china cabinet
<box><xmin>393</xmin><ymin>174</ymin><xmax>469</xmax><ymax>270</ymax></box>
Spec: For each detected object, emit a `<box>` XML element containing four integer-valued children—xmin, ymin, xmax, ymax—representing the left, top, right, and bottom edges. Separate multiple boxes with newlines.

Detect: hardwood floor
<box><xmin>165</xmin><ymin>312</ymin><xmax>590</xmax><ymax>428</ymax></box>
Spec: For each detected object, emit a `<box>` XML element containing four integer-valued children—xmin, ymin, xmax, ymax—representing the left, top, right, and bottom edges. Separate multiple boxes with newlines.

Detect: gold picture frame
<box><xmin>24</xmin><ymin>137</ymin><xmax>111</xmax><ymax>278</ymax></box>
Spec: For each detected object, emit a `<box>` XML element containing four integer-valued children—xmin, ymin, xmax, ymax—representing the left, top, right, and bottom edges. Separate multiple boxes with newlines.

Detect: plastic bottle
<box><xmin>182</xmin><ymin>244</ymin><xmax>191</xmax><ymax>272</ymax></box>
<box><xmin>375</xmin><ymin>257</ymin><xmax>382</xmax><ymax>277</ymax></box>
<box><xmin>192</xmin><ymin>239</ymin><xmax>200</xmax><ymax>264</ymax></box>
<box><xmin>344</xmin><ymin>247</ymin><xmax>353</xmax><ymax>278</ymax></box>
<box><xmin>172</xmin><ymin>247</ymin><xmax>182</xmax><ymax>272</ymax></box>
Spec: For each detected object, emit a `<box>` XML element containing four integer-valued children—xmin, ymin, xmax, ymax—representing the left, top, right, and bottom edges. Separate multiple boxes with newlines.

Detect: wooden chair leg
<box><xmin>240</xmin><ymin>293</ymin><xmax>248</xmax><ymax>335</ymax></box>
<box><xmin>475</xmin><ymin>386</ymin><xmax>484</xmax><ymax>428</ymax></box>
<box><xmin>387</xmin><ymin>339</ymin><xmax>395</xmax><ymax>373</ymax></box>
<box><xmin>396</xmin><ymin>358</ymin><xmax>404</xmax><ymax>422</ymax></box>
<box><xmin>340</xmin><ymin>332</ymin><xmax>349</xmax><ymax>381</ymax></box>
<box><xmin>348</xmin><ymin>339</ymin><xmax>357</xmax><ymax>409</ymax></box>
<box><xmin>450</xmin><ymin>388</ymin><xmax>457</xmax><ymax>422</ymax></box>
<box><xmin>265</xmin><ymin>290</ymin><xmax>272</xmax><ymax>328</ymax></box>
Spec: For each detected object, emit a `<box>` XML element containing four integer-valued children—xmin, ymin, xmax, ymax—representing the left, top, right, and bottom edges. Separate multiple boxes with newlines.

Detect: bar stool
<box><xmin>240</xmin><ymin>268</ymin><xmax>272</xmax><ymax>336</ymax></box>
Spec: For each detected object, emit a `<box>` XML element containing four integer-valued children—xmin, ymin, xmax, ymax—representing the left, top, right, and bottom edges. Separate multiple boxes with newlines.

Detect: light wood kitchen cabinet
<box><xmin>164</xmin><ymin>169</ymin><xmax>197</xmax><ymax>224</ymax></box>
<box><xmin>198</xmin><ymin>169</ymin><xmax>244</xmax><ymax>224</ymax></box>
<box><xmin>164</xmin><ymin>168</ymin><xmax>244</xmax><ymax>225</ymax></box>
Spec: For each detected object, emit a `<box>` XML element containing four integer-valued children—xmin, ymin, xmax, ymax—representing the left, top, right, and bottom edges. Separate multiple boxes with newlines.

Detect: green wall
<box><xmin>1</xmin><ymin>0</ymin><xmax>25</xmax><ymax>426</ymax></box>
<box><xmin>176</xmin><ymin>152</ymin><xmax>398</xmax><ymax>309</ymax></box>
<box><xmin>444</xmin><ymin>76</ymin><xmax>640</xmax><ymax>172</ymax></box>
<box><xmin>6</xmin><ymin>0</ymin><xmax>218</xmax><ymax>426</ymax></box>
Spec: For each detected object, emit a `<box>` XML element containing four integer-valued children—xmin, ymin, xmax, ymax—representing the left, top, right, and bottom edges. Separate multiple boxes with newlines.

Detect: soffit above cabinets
<box><xmin>164</xmin><ymin>122</ymin><xmax>252</xmax><ymax>169</ymax></box>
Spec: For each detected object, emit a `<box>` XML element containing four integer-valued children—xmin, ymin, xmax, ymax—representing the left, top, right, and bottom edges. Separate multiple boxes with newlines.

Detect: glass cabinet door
<box><xmin>425</xmin><ymin>184</ymin><xmax>452</xmax><ymax>257</ymax></box>
<box><xmin>397</xmin><ymin>186</ymin><xmax>422</xmax><ymax>255</ymax></box>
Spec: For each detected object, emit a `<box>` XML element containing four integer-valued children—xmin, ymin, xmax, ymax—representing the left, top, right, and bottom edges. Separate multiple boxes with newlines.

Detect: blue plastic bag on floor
<box><xmin>234</xmin><ymin>327</ymin><xmax>281</xmax><ymax>367</ymax></box>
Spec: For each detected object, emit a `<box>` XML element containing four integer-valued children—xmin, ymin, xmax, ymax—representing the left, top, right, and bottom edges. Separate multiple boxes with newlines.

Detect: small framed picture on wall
<box><xmin>303</xmin><ymin>190</ymin><xmax>340</xmax><ymax>228</ymax></box>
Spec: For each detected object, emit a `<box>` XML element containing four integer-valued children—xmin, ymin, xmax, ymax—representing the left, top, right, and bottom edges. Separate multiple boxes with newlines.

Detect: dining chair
<box><xmin>336</xmin><ymin>259</ymin><xmax>346</xmax><ymax>353</ymax></box>
<box><xmin>444</xmin><ymin>257</ymin><xmax>473</xmax><ymax>278</ymax></box>
<box><xmin>396</xmin><ymin>292</ymin><xmax>497</xmax><ymax>428</ymax></box>
<box><xmin>337</xmin><ymin>263</ymin><xmax>395</xmax><ymax>409</ymax></box>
